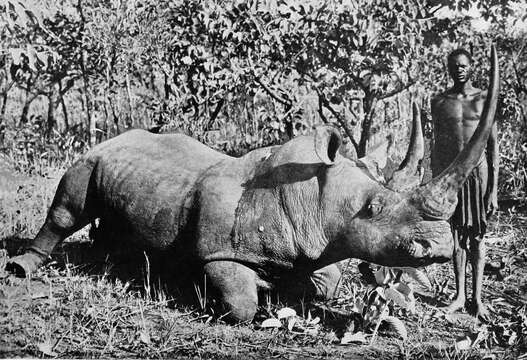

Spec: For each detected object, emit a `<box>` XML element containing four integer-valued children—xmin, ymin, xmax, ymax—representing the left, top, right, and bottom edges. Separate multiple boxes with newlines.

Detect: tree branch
<box><xmin>318</xmin><ymin>95</ymin><xmax>328</xmax><ymax>124</ymax></box>
<box><xmin>513</xmin><ymin>60</ymin><xmax>527</xmax><ymax>95</ymax></box>
<box><xmin>357</xmin><ymin>95</ymin><xmax>378</xmax><ymax>157</ymax></box>
<box><xmin>318</xmin><ymin>92</ymin><xmax>359</xmax><ymax>154</ymax></box>
<box><xmin>206</xmin><ymin>98</ymin><xmax>224</xmax><ymax>130</ymax></box>
<box><xmin>254</xmin><ymin>76</ymin><xmax>292</xmax><ymax>107</ymax></box>
<box><xmin>379</xmin><ymin>80</ymin><xmax>416</xmax><ymax>100</ymax></box>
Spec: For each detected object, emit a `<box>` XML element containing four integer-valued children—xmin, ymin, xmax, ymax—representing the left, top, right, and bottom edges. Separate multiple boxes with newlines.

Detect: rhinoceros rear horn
<box><xmin>387</xmin><ymin>102</ymin><xmax>424</xmax><ymax>191</ymax></box>
<box><xmin>314</xmin><ymin>125</ymin><xmax>342</xmax><ymax>165</ymax></box>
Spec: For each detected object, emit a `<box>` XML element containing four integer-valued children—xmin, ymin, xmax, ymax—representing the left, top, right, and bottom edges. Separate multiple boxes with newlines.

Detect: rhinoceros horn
<box><xmin>416</xmin><ymin>45</ymin><xmax>499</xmax><ymax>219</ymax></box>
<box><xmin>387</xmin><ymin>102</ymin><xmax>425</xmax><ymax>191</ymax></box>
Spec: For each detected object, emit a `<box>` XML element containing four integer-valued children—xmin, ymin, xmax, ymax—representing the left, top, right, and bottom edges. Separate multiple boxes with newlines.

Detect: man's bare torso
<box><xmin>431</xmin><ymin>89</ymin><xmax>487</xmax><ymax>176</ymax></box>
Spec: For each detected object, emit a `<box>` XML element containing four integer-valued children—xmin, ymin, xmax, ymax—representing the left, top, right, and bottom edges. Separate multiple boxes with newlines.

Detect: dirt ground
<box><xmin>0</xmin><ymin>168</ymin><xmax>526</xmax><ymax>359</ymax></box>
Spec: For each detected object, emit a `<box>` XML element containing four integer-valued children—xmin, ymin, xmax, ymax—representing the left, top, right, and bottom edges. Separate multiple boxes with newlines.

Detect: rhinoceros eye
<box><xmin>367</xmin><ymin>200</ymin><xmax>383</xmax><ymax>217</ymax></box>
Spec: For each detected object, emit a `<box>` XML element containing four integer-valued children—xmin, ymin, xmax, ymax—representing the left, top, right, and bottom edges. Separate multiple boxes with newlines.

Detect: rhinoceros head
<box><xmin>298</xmin><ymin>46</ymin><xmax>499</xmax><ymax>268</ymax></box>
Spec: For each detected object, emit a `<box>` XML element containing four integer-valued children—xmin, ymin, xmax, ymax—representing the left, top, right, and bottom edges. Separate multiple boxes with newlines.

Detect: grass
<box><xmin>0</xmin><ymin>162</ymin><xmax>526</xmax><ymax>359</ymax></box>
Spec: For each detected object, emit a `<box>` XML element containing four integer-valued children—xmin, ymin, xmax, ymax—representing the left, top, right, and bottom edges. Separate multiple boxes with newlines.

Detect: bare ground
<box><xmin>0</xmin><ymin>166</ymin><xmax>526</xmax><ymax>359</ymax></box>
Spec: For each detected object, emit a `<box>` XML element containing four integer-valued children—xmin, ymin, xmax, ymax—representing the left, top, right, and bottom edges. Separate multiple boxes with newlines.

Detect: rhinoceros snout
<box><xmin>410</xmin><ymin>239</ymin><xmax>431</xmax><ymax>258</ymax></box>
<box><xmin>408</xmin><ymin>221</ymin><xmax>453</xmax><ymax>264</ymax></box>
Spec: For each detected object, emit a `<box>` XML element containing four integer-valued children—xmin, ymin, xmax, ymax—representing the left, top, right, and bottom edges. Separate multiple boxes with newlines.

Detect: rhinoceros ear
<box><xmin>314</xmin><ymin>125</ymin><xmax>342</xmax><ymax>165</ymax></box>
<box><xmin>356</xmin><ymin>136</ymin><xmax>393</xmax><ymax>182</ymax></box>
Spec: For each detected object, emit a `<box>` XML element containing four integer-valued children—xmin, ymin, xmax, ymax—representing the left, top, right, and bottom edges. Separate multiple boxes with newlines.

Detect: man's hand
<box><xmin>486</xmin><ymin>191</ymin><xmax>498</xmax><ymax>217</ymax></box>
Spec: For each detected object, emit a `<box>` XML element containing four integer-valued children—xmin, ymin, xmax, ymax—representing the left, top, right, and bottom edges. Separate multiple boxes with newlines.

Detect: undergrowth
<box><xmin>1</xmin><ymin>161</ymin><xmax>526</xmax><ymax>359</ymax></box>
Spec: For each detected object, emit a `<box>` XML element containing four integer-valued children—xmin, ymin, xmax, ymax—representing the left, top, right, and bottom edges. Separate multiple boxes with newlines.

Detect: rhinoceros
<box><xmin>7</xmin><ymin>47</ymin><xmax>499</xmax><ymax>322</ymax></box>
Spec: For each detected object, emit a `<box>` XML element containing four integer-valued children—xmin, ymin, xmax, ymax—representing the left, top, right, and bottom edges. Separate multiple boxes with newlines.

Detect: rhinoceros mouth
<box><xmin>409</xmin><ymin>239</ymin><xmax>431</xmax><ymax>258</ymax></box>
<box><xmin>397</xmin><ymin>237</ymin><xmax>431</xmax><ymax>261</ymax></box>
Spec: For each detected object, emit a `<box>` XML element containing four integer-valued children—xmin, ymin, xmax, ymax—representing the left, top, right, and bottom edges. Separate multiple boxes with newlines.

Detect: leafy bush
<box><xmin>0</xmin><ymin>0</ymin><xmax>526</xmax><ymax>198</ymax></box>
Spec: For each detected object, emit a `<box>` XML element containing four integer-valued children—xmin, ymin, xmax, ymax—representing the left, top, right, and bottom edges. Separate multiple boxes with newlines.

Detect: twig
<box><xmin>370</xmin><ymin>300</ymin><xmax>389</xmax><ymax>345</ymax></box>
<box><xmin>206</xmin><ymin>98</ymin><xmax>224</xmax><ymax>130</ymax></box>
<box><xmin>318</xmin><ymin>95</ymin><xmax>328</xmax><ymax>124</ymax></box>
<box><xmin>254</xmin><ymin>77</ymin><xmax>292</xmax><ymax>107</ymax></box>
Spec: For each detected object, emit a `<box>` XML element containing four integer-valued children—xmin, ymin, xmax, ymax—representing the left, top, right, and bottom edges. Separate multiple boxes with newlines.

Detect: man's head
<box><xmin>447</xmin><ymin>48</ymin><xmax>473</xmax><ymax>85</ymax></box>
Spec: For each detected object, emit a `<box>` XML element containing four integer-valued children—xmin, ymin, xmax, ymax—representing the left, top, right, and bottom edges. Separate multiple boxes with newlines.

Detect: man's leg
<box><xmin>445</xmin><ymin>228</ymin><xmax>468</xmax><ymax>313</ymax></box>
<box><xmin>469</xmin><ymin>235</ymin><xmax>489</xmax><ymax>320</ymax></box>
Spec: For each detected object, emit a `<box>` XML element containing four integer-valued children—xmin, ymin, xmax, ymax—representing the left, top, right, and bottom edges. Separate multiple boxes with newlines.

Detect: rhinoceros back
<box><xmin>83</xmin><ymin>130</ymin><xmax>229</xmax><ymax>249</ymax></box>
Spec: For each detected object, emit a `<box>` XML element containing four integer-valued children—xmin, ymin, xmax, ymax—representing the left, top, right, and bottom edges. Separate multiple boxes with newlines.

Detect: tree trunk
<box><xmin>19</xmin><ymin>93</ymin><xmax>40</xmax><ymax>126</ymax></box>
<box><xmin>77</xmin><ymin>0</ymin><xmax>94</xmax><ymax>146</ymax></box>
<box><xmin>80</xmin><ymin>53</ymin><xmax>93</xmax><ymax>146</ymax></box>
<box><xmin>0</xmin><ymin>91</ymin><xmax>7</xmax><ymax>123</ymax></box>
<box><xmin>105</xmin><ymin>55</ymin><xmax>118</xmax><ymax>137</ymax></box>
<box><xmin>0</xmin><ymin>92</ymin><xmax>6</xmax><ymax>147</ymax></box>
<box><xmin>46</xmin><ymin>91</ymin><xmax>56</xmax><ymax>138</ymax></box>
<box><xmin>125</xmin><ymin>72</ymin><xmax>134</xmax><ymax>128</ymax></box>
<box><xmin>357</xmin><ymin>93</ymin><xmax>378</xmax><ymax>157</ymax></box>
<box><xmin>20</xmin><ymin>89</ymin><xmax>31</xmax><ymax>125</ymax></box>
<box><xmin>58</xmin><ymin>80</ymin><xmax>69</xmax><ymax>131</ymax></box>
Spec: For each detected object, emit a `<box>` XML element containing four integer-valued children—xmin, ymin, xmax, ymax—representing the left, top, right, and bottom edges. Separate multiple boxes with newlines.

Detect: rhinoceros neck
<box><xmin>227</xmin><ymin>160</ymin><xmax>330</xmax><ymax>270</ymax></box>
<box><xmin>277</xmin><ymin>180</ymin><xmax>329</xmax><ymax>262</ymax></box>
<box><xmin>316</xmin><ymin>159</ymin><xmax>390</xmax><ymax>266</ymax></box>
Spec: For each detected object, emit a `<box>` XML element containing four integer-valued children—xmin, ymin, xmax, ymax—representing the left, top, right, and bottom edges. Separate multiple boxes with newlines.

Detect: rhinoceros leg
<box><xmin>204</xmin><ymin>261</ymin><xmax>258</xmax><ymax>323</ymax></box>
<box><xmin>309</xmin><ymin>263</ymin><xmax>342</xmax><ymax>300</ymax></box>
<box><xmin>277</xmin><ymin>263</ymin><xmax>342</xmax><ymax>301</ymax></box>
<box><xmin>7</xmin><ymin>162</ymin><xmax>95</xmax><ymax>277</ymax></box>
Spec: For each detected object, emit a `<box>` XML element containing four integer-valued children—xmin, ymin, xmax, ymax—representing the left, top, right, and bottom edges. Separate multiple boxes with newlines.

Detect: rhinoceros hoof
<box><xmin>6</xmin><ymin>252</ymin><xmax>45</xmax><ymax>277</ymax></box>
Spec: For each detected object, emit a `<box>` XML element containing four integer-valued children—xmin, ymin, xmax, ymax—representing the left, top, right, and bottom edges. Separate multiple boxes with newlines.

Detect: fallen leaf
<box><xmin>261</xmin><ymin>318</ymin><xmax>282</xmax><ymax>328</ymax></box>
<box><xmin>398</xmin><ymin>267</ymin><xmax>432</xmax><ymax>290</ymax></box>
<box><xmin>287</xmin><ymin>317</ymin><xmax>296</xmax><ymax>331</ymax></box>
<box><xmin>385</xmin><ymin>286</ymin><xmax>414</xmax><ymax>312</ymax></box>
<box><xmin>382</xmin><ymin>316</ymin><xmax>408</xmax><ymax>340</ymax></box>
<box><xmin>139</xmin><ymin>330</ymin><xmax>151</xmax><ymax>344</ymax></box>
<box><xmin>37</xmin><ymin>340</ymin><xmax>57</xmax><ymax>357</ymax></box>
<box><xmin>277</xmin><ymin>307</ymin><xmax>296</xmax><ymax>319</ymax></box>
<box><xmin>340</xmin><ymin>331</ymin><xmax>368</xmax><ymax>345</ymax></box>
<box><xmin>455</xmin><ymin>336</ymin><xmax>473</xmax><ymax>351</ymax></box>
<box><xmin>308</xmin><ymin>316</ymin><xmax>320</xmax><ymax>325</ymax></box>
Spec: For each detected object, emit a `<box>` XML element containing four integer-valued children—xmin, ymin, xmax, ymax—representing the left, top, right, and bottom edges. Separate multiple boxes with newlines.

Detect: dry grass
<box><xmin>0</xmin><ymin>164</ymin><xmax>526</xmax><ymax>359</ymax></box>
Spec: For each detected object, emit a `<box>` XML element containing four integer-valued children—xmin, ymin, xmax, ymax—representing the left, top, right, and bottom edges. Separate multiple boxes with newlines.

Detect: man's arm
<box><xmin>486</xmin><ymin>121</ymin><xmax>499</xmax><ymax>215</ymax></box>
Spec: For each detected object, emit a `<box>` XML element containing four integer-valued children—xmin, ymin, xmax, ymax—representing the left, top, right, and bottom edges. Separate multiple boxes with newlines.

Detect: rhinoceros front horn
<box><xmin>387</xmin><ymin>102</ymin><xmax>424</xmax><ymax>191</ymax></box>
<box><xmin>415</xmin><ymin>45</ymin><xmax>500</xmax><ymax>219</ymax></box>
<box><xmin>314</xmin><ymin>125</ymin><xmax>342</xmax><ymax>165</ymax></box>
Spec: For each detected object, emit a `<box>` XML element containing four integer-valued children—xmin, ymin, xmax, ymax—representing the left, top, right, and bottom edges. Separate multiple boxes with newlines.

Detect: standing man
<box><xmin>430</xmin><ymin>48</ymin><xmax>499</xmax><ymax>320</ymax></box>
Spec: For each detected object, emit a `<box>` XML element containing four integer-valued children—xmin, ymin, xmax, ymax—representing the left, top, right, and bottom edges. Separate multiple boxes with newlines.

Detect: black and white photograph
<box><xmin>0</xmin><ymin>0</ymin><xmax>526</xmax><ymax>358</ymax></box>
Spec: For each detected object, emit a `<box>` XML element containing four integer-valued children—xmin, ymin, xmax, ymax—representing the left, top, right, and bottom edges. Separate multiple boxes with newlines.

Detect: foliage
<box><xmin>4</xmin><ymin>115</ymin><xmax>88</xmax><ymax>175</ymax></box>
<box><xmin>132</xmin><ymin>0</ymin><xmax>438</xmax><ymax>156</ymax></box>
<box><xmin>2</xmin><ymin>156</ymin><xmax>527</xmax><ymax>358</ymax></box>
<box><xmin>0</xmin><ymin>0</ymin><xmax>526</xmax><ymax>194</ymax></box>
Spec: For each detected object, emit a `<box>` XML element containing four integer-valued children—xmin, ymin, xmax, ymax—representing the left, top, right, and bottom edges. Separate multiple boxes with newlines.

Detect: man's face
<box><xmin>448</xmin><ymin>54</ymin><xmax>472</xmax><ymax>84</ymax></box>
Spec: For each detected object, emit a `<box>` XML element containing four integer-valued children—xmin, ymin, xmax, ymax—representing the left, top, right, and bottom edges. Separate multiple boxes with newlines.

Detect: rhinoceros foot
<box><xmin>6</xmin><ymin>252</ymin><xmax>45</xmax><ymax>277</ymax></box>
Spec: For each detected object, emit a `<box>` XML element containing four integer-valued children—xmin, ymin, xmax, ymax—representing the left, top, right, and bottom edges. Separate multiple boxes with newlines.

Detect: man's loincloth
<box><xmin>451</xmin><ymin>160</ymin><xmax>488</xmax><ymax>239</ymax></box>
